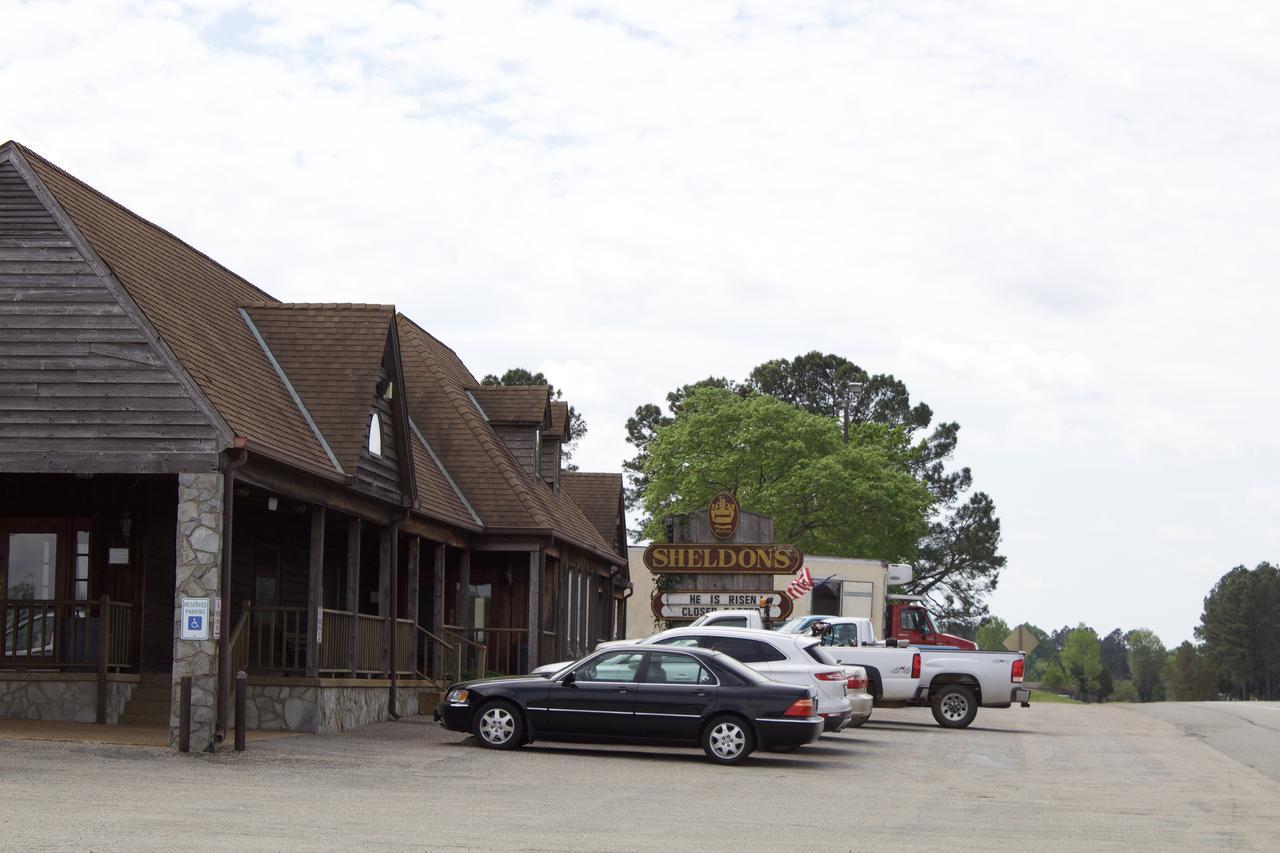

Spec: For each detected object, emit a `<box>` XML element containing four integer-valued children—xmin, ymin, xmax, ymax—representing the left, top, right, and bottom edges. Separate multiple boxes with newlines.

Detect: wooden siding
<box><xmin>495</xmin><ymin>425</ymin><xmax>537</xmax><ymax>479</ymax></box>
<box><xmin>540</xmin><ymin>438</ymin><xmax>560</xmax><ymax>488</ymax></box>
<box><xmin>354</xmin><ymin>365</ymin><xmax>402</xmax><ymax>503</ymax></box>
<box><xmin>0</xmin><ymin>161</ymin><xmax>219</xmax><ymax>473</ymax></box>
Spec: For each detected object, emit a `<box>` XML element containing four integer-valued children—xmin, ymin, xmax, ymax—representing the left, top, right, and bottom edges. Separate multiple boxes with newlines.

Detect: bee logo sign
<box><xmin>708</xmin><ymin>492</ymin><xmax>739</xmax><ymax>539</ymax></box>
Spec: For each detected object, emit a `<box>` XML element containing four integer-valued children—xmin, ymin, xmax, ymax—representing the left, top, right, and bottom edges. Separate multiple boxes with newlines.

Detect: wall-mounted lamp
<box><xmin>267</xmin><ymin>496</ymin><xmax>278</xmax><ymax>511</ymax></box>
<box><xmin>119</xmin><ymin>509</ymin><xmax>132</xmax><ymax>541</ymax></box>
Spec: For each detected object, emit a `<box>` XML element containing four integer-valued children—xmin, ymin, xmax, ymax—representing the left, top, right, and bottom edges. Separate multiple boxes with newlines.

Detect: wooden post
<box><xmin>558</xmin><ymin>560</ymin><xmax>570</xmax><ymax>659</ymax></box>
<box><xmin>178</xmin><ymin>675</ymin><xmax>192</xmax><ymax>753</ymax></box>
<box><xmin>346</xmin><ymin>517</ymin><xmax>361</xmax><ymax>676</ymax></box>
<box><xmin>96</xmin><ymin>595</ymin><xmax>109</xmax><ymax>724</ymax></box>
<box><xmin>406</xmin><ymin>536</ymin><xmax>420</xmax><ymax>676</ymax></box>
<box><xmin>379</xmin><ymin>526</ymin><xmax>391</xmax><ymax>677</ymax></box>
<box><xmin>305</xmin><ymin>506</ymin><xmax>325</xmax><ymax>678</ymax></box>
<box><xmin>456</xmin><ymin>550</ymin><xmax>470</xmax><ymax>671</ymax></box>
<box><xmin>432</xmin><ymin>543</ymin><xmax>446</xmax><ymax>678</ymax></box>
<box><xmin>388</xmin><ymin>523</ymin><xmax>400</xmax><ymax>717</ymax></box>
<box><xmin>527</xmin><ymin>550</ymin><xmax>542</xmax><ymax>672</ymax></box>
<box><xmin>234</xmin><ymin>671</ymin><xmax>247</xmax><ymax>752</ymax></box>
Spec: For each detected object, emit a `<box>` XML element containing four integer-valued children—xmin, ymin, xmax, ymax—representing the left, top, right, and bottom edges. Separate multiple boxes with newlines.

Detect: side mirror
<box><xmin>562</xmin><ymin>671</ymin><xmax>576</xmax><ymax>687</ymax></box>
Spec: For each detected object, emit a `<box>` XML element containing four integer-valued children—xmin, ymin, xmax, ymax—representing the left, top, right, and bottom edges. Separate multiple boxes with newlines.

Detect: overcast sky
<box><xmin>5</xmin><ymin>1</ymin><xmax>1277</xmax><ymax>645</ymax></box>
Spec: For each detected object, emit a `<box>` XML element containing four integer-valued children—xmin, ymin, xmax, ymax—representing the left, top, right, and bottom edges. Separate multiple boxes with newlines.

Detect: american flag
<box><xmin>785</xmin><ymin>565</ymin><xmax>814</xmax><ymax>600</ymax></box>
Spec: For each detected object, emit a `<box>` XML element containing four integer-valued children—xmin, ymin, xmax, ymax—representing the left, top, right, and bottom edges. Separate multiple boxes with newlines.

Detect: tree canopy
<box><xmin>1060</xmin><ymin>624</ymin><xmax>1104</xmax><ymax>699</ymax></box>
<box><xmin>1126</xmin><ymin>629</ymin><xmax>1167</xmax><ymax>702</ymax></box>
<box><xmin>625</xmin><ymin>351</ymin><xmax>1005</xmax><ymax>622</ymax></box>
<box><xmin>481</xmin><ymin>367</ymin><xmax>587</xmax><ymax>467</ymax></box>
<box><xmin>637</xmin><ymin>387</ymin><xmax>932</xmax><ymax>561</ymax></box>
<box><xmin>975</xmin><ymin>616</ymin><xmax>1012</xmax><ymax>651</ymax></box>
<box><xmin>1196</xmin><ymin>562</ymin><xmax>1280</xmax><ymax>700</ymax></box>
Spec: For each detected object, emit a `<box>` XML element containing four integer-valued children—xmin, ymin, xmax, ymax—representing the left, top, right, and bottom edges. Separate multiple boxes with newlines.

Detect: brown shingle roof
<box><xmin>16</xmin><ymin>143</ymin><xmax>334</xmax><ymax>474</ymax></box>
<box><xmin>244</xmin><ymin>303</ymin><xmax>393</xmax><ymax>475</ymax></box>
<box><xmin>561</xmin><ymin>472</ymin><xmax>626</xmax><ymax>553</ymax></box>
<box><xmin>548</xmin><ymin>401</ymin><xmax>570</xmax><ymax>440</ymax></box>
<box><xmin>398</xmin><ymin>315</ymin><xmax>623</xmax><ymax>564</ymax></box>
<box><xmin>407</xmin><ymin>419</ymin><xmax>483</xmax><ymax>530</ymax></box>
<box><xmin>470</xmin><ymin>385</ymin><xmax>550</xmax><ymax>425</ymax></box>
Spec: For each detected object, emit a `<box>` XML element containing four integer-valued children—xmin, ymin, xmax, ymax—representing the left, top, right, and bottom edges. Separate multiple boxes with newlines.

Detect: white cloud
<box><xmin>4</xmin><ymin>0</ymin><xmax>1278</xmax><ymax>644</ymax></box>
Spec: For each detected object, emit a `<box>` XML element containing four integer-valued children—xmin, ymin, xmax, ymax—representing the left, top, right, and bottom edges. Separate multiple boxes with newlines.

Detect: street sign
<box><xmin>650</xmin><ymin>591</ymin><xmax>793</xmax><ymax>620</ymax></box>
<box><xmin>180</xmin><ymin>597</ymin><xmax>210</xmax><ymax>641</ymax></box>
<box><xmin>1004</xmin><ymin>624</ymin><xmax>1039</xmax><ymax>654</ymax></box>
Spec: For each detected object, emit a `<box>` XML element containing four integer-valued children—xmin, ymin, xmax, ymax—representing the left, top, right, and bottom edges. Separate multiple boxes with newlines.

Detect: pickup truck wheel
<box><xmin>931</xmin><ymin>684</ymin><xmax>978</xmax><ymax>728</ymax></box>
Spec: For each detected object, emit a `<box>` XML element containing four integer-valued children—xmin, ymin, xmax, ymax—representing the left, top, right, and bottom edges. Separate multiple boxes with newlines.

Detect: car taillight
<box><xmin>911</xmin><ymin>653</ymin><xmax>921</xmax><ymax>679</ymax></box>
<box><xmin>847</xmin><ymin>675</ymin><xmax>867</xmax><ymax>691</ymax></box>
<box><xmin>784</xmin><ymin>698</ymin><xmax>815</xmax><ymax>717</ymax></box>
<box><xmin>815</xmin><ymin>670</ymin><xmax>845</xmax><ymax>681</ymax></box>
<box><xmin>1012</xmin><ymin>659</ymin><xmax>1024</xmax><ymax>683</ymax></box>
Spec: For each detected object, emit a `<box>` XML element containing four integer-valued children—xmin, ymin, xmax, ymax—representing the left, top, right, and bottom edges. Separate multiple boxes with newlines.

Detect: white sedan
<box><xmin>535</xmin><ymin>627</ymin><xmax>866</xmax><ymax>732</ymax></box>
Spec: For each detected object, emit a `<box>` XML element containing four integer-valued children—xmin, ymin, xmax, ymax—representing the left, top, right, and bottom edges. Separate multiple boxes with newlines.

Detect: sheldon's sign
<box><xmin>642</xmin><ymin>543</ymin><xmax>804</xmax><ymax>574</ymax></box>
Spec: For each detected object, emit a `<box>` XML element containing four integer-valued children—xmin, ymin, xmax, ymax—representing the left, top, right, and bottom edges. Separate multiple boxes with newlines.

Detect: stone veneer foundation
<box><xmin>0</xmin><ymin>674</ymin><xmax>136</xmax><ymax>724</ymax></box>
<box><xmin>238</xmin><ymin>680</ymin><xmax>435</xmax><ymax>734</ymax></box>
<box><xmin>170</xmin><ymin>472</ymin><xmax>223</xmax><ymax>750</ymax></box>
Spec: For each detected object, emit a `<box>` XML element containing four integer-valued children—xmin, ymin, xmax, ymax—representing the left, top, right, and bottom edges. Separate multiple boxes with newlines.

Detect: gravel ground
<box><xmin>2</xmin><ymin>702</ymin><xmax>1278</xmax><ymax>851</ymax></box>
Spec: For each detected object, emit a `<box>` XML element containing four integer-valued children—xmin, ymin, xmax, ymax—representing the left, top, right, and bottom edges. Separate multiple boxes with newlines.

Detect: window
<box><xmin>752</xmin><ymin>640</ymin><xmax>788</xmax><ymax>662</ymax></box>
<box><xmin>901</xmin><ymin>609</ymin><xmax>924</xmax><ymax>632</ymax></box>
<box><xmin>706</xmin><ymin>616</ymin><xmax>748</xmax><ymax>628</ymax></box>
<box><xmin>706</xmin><ymin>636</ymin><xmax>767</xmax><ymax>663</ymax></box>
<box><xmin>643</xmin><ymin>652</ymin><xmax>715</xmax><ymax>685</ymax></box>
<box><xmin>368</xmin><ymin>411</ymin><xmax>383</xmax><ymax>456</ymax></box>
<box><xmin>574</xmin><ymin>651</ymin><xmax>643</xmax><ymax>683</ymax></box>
<box><xmin>803</xmin><ymin>643</ymin><xmax>839</xmax><ymax>665</ymax></box>
<box><xmin>74</xmin><ymin>530</ymin><xmax>90</xmax><ymax>601</ymax></box>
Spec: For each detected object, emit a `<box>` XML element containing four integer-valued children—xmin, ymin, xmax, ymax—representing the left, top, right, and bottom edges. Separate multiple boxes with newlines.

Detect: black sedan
<box><xmin>435</xmin><ymin>644</ymin><xmax>823</xmax><ymax>764</ymax></box>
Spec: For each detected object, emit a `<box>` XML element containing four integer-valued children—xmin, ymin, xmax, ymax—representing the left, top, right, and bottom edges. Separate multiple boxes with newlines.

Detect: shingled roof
<box><xmin>398</xmin><ymin>315</ymin><xmax>623</xmax><ymax>564</ymax></box>
<box><xmin>548</xmin><ymin>401</ymin><xmax>570</xmax><ymax>440</ymax></box>
<box><xmin>469</xmin><ymin>385</ymin><xmax>550</xmax><ymax>426</ymax></box>
<box><xmin>561</xmin><ymin>472</ymin><xmax>626</xmax><ymax>555</ymax></box>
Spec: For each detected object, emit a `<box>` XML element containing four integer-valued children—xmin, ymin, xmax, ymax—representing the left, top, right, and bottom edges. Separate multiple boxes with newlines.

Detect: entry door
<box><xmin>540</xmin><ymin>650</ymin><xmax>641</xmax><ymax>737</ymax></box>
<box><xmin>0</xmin><ymin>520</ymin><xmax>63</xmax><ymax>664</ymax></box>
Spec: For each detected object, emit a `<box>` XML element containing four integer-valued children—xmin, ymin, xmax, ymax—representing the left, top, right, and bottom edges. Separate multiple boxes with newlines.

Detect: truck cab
<box><xmin>886</xmin><ymin>596</ymin><xmax>977</xmax><ymax>650</ymax></box>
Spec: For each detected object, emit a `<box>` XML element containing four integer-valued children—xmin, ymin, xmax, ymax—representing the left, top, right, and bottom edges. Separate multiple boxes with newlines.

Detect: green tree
<box><xmin>1164</xmin><ymin>641</ymin><xmax>1220</xmax><ymax>701</ymax></box>
<box><xmin>1096</xmin><ymin>666</ymin><xmax>1115</xmax><ymax>701</ymax></box>
<box><xmin>1060</xmin><ymin>624</ymin><xmax>1104</xmax><ymax>700</ymax></box>
<box><xmin>975</xmin><ymin>616</ymin><xmax>1012</xmax><ymax>651</ymax></box>
<box><xmin>1196</xmin><ymin>562</ymin><xmax>1280</xmax><ymax>699</ymax></box>
<box><xmin>1110</xmin><ymin>679</ymin><xmax>1138</xmax><ymax>702</ymax></box>
<box><xmin>1100</xmin><ymin>628</ymin><xmax>1130</xmax><ymax>680</ymax></box>
<box><xmin>1126</xmin><ymin>628</ymin><xmax>1167</xmax><ymax>702</ymax></box>
<box><xmin>637</xmin><ymin>387</ymin><xmax>933</xmax><ymax>561</ymax></box>
<box><xmin>626</xmin><ymin>352</ymin><xmax>1006</xmax><ymax>623</ymax></box>
<box><xmin>1041</xmin><ymin>659</ymin><xmax>1068</xmax><ymax>693</ymax></box>
<box><xmin>482</xmin><ymin>368</ymin><xmax>587</xmax><ymax>467</ymax></box>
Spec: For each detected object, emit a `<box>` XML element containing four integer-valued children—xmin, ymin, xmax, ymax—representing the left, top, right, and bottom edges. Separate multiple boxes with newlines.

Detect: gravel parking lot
<box><xmin>3</xmin><ymin>703</ymin><xmax>1279</xmax><ymax>851</ymax></box>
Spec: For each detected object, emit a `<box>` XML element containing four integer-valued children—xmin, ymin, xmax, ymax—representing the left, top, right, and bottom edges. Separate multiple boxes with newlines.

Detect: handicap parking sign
<box><xmin>180</xmin><ymin>598</ymin><xmax>211</xmax><ymax>640</ymax></box>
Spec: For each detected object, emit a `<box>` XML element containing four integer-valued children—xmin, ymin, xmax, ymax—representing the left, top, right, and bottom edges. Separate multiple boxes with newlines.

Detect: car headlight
<box><xmin>446</xmin><ymin>688</ymin><xmax>470</xmax><ymax>704</ymax></box>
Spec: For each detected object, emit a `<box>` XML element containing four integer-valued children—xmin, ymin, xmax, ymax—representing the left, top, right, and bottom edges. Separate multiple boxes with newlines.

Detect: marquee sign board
<box><xmin>652</xmin><ymin>591</ymin><xmax>793</xmax><ymax>621</ymax></box>
<box><xmin>642</xmin><ymin>543</ymin><xmax>804</xmax><ymax>574</ymax></box>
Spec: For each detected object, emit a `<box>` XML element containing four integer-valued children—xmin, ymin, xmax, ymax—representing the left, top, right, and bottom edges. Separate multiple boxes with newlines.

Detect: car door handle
<box><xmin>616</xmin><ymin>687</ymin><xmax>632</xmax><ymax>694</ymax></box>
<box><xmin>694</xmin><ymin>690</ymin><xmax>707</xmax><ymax>697</ymax></box>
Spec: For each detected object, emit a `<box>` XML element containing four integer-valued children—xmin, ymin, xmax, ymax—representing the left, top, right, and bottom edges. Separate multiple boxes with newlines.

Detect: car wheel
<box><xmin>473</xmin><ymin>701</ymin><xmax>525</xmax><ymax>749</ymax></box>
<box><xmin>702</xmin><ymin>715</ymin><xmax>754</xmax><ymax>765</ymax></box>
<box><xmin>931</xmin><ymin>684</ymin><xmax>978</xmax><ymax>728</ymax></box>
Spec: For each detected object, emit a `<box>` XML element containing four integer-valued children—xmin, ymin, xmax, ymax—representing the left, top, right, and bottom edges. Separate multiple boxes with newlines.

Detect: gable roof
<box><xmin>548</xmin><ymin>401</ymin><xmax>570</xmax><ymax>440</ymax></box>
<box><xmin>561</xmin><ymin>472</ymin><xmax>626</xmax><ymax>554</ymax></box>
<box><xmin>12</xmin><ymin>142</ymin><xmax>335</xmax><ymax>475</ymax></box>
<box><xmin>470</xmin><ymin>385</ymin><xmax>550</xmax><ymax>426</ymax></box>
<box><xmin>397</xmin><ymin>315</ymin><xmax>623</xmax><ymax>564</ymax></box>
<box><xmin>243</xmin><ymin>303</ymin><xmax>395</xmax><ymax>475</ymax></box>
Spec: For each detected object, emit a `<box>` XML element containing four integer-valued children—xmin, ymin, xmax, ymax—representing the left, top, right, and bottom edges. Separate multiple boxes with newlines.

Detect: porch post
<box><xmin>406</xmin><ymin>536</ymin><xmax>420</xmax><ymax>675</ymax></box>
<box><xmin>379</xmin><ymin>526</ymin><xmax>391</xmax><ymax>677</ymax></box>
<box><xmin>432</xmin><ymin>543</ymin><xmax>446</xmax><ymax>678</ymax></box>
<box><xmin>527</xmin><ymin>548</ymin><xmax>542</xmax><ymax>672</ymax></box>
<box><xmin>346</xmin><ymin>517</ymin><xmax>361</xmax><ymax>676</ymax></box>
<box><xmin>388</xmin><ymin>523</ymin><xmax>400</xmax><ymax>716</ymax></box>
<box><xmin>558</xmin><ymin>558</ymin><xmax>570</xmax><ymax>659</ymax></box>
<box><xmin>172</xmin><ymin>472</ymin><xmax>225</xmax><ymax>751</ymax></box>
<box><xmin>455</xmin><ymin>549</ymin><xmax>470</xmax><ymax>632</ymax></box>
<box><xmin>305</xmin><ymin>506</ymin><xmax>325</xmax><ymax>678</ymax></box>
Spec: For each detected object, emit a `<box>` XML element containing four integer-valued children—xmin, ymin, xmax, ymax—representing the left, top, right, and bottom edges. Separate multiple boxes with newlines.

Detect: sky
<box><xmin>4</xmin><ymin>0</ymin><xmax>1278</xmax><ymax>645</ymax></box>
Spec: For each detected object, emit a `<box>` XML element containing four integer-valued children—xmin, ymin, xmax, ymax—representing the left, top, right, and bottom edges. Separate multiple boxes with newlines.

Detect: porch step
<box><xmin>118</xmin><ymin>677</ymin><xmax>174</xmax><ymax>726</ymax></box>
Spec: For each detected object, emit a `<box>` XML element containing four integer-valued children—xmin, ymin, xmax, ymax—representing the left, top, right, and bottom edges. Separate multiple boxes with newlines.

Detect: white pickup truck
<box><xmin>689</xmin><ymin>611</ymin><xmax>1030</xmax><ymax>728</ymax></box>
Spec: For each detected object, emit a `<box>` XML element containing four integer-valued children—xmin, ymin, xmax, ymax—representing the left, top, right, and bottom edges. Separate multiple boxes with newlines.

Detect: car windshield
<box><xmin>776</xmin><ymin>618</ymin><xmax>811</xmax><ymax>633</ymax></box>
<box><xmin>709</xmin><ymin>651</ymin><xmax>770</xmax><ymax>684</ymax></box>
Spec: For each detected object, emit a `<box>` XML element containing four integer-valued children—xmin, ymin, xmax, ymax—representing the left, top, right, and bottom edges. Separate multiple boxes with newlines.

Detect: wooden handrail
<box><xmin>228</xmin><ymin>603</ymin><xmax>252</xmax><ymax>677</ymax></box>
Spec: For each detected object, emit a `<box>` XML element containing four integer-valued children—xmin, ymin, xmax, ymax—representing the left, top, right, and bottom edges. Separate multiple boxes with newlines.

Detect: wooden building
<box><xmin>0</xmin><ymin>141</ymin><xmax>628</xmax><ymax>749</ymax></box>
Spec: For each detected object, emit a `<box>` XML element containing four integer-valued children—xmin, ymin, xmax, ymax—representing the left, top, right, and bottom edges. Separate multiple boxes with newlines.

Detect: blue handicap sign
<box><xmin>188</xmin><ymin>616</ymin><xmax>203</xmax><ymax>631</ymax></box>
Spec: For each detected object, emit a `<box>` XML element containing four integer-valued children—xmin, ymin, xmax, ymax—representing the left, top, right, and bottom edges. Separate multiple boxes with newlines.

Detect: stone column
<box><xmin>171</xmin><ymin>472</ymin><xmax>224</xmax><ymax>751</ymax></box>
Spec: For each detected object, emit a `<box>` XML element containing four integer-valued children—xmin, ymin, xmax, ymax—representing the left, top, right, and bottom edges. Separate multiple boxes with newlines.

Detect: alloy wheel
<box><xmin>940</xmin><ymin>693</ymin><xmax>969</xmax><ymax>722</ymax></box>
<box><xmin>479</xmin><ymin>707</ymin><xmax>515</xmax><ymax>744</ymax></box>
<box><xmin>708</xmin><ymin>721</ymin><xmax>746</xmax><ymax>759</ymax></box>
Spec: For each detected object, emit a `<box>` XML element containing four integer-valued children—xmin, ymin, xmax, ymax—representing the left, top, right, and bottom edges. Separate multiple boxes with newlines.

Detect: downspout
<box><xmin>215</xmin><ymin>447</ymin><xmax>248</xmax><ymax>750</ymax></box>
<box><xmin>388</xmin><ymin>508</ymin><xmax>411</xmax><ymax>721</ymax></box>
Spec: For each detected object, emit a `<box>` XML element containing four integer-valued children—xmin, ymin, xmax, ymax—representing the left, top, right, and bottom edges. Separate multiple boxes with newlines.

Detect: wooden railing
<box><xmin>318</xmin><ymin>609</ymin><xmax>354</xmax><ymax>674</ymax></box>
<box><xmin>446</xmin><ymin>625</ymin><xmax>521</xmax><ymax>676</ymax></box>
<box><xmin>0</xmin><ymin>597</ymin><xmax>135</xmax><ymax>671</ymax></box>
<box><xmin>355</xmin><ymin>614</ymin><xmax>384</xmax><ymax>674</ymax></box>
<box><xmin>228</xmin><ymin>604</ymin><xmax>251</xmax><ymax>676</ymax></box>
<box><xmin>248</xmin><ymin>606</ymin><xmax>307</xmax><ymax>675</ymax></box>
<box><xmin>415</xmin><ymin>625</ymin><xmax>460</xmax><ymax>684</ymax></box>
<box><xmin>393</xmin><ymin>618</ymin><xmax>414</xmax><ymax>676</ymax></box>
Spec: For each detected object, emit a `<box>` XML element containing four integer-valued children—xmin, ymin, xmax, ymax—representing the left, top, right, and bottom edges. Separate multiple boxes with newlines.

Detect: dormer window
<box><xmin>368</xmin><ymin>411</ymin><xmax>383</xmax><ymax>456</ymax></box>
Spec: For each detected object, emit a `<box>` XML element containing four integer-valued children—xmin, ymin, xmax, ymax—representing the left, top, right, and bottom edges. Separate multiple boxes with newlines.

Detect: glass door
<box><xmin>1</xmin><ymin>521</ymin><xmax>62</xmax><ymax>664</ymax></box>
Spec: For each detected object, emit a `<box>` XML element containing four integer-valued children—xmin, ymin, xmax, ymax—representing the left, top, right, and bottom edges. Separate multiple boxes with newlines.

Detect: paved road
<box><xmin>1128</xmin><ymin>700</ymin><xmax>1280</xmax><ymax>783</ymax></box>
<box><xmin>2</xmin><ymin>703</ymin><xmax>1279</xmax><ymax>851</ymax></box>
